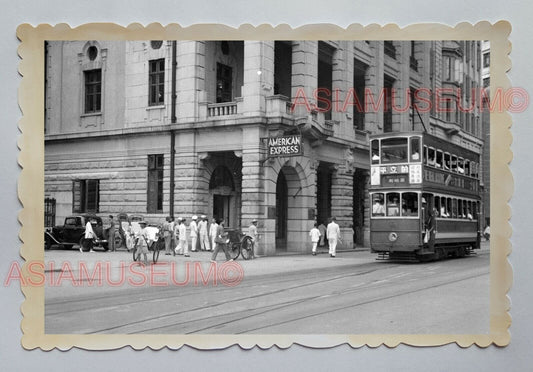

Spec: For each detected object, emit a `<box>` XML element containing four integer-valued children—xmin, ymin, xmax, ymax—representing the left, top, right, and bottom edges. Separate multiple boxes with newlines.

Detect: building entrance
<box><xmin>275</xmin><ymin>170</ymin><xmax>288</xmax><ymax>250</ymax></box>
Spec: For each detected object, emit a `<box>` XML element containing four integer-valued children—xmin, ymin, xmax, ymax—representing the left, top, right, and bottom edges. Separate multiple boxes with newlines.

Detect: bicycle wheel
<box><xmin>132</xmin><ymin>246</ymin><xmax>138</xmax><ymax>261</ymax></box>
<box><xmin>241</xmin><ymin>236</ymin><xmax>254</xmax><ymax>260</ymax></box>
<box><xmin>228</xmin><ymin>242</ymin><xmax>240</xmax><ymax>260</ymax></box>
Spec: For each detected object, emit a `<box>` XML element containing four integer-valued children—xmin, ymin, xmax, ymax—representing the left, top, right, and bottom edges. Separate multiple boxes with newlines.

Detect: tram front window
<box><xmin>371</xmin><ymin>140</ymin><xmax>380</xmax><ymax>164</ymax></box>
<box><xmin>381</xmin><ymin>137</ymin><xmax>408</xmax><ymax>164</ymax></box>
<box><xmin>387</xmin><ymin>192</ymin><xmax>401</xmax><ymax>216</ymax></box>
<box><xmin>410</xmin><ymin>137</ymin><xmax>421</xmax><ymax>162</ymax></box>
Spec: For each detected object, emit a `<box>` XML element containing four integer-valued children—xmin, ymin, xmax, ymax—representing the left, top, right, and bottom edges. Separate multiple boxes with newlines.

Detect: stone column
<box><xmin>291</xmin><ymin>41</ymin><xmax>318</xmax><ymax>117</ymax></box>
<box><xmin>416</xmin><ymin>41</ymin><xmax>432</xmax><ymax>131</ymax></box>
<box><xmin>240</xmin><ymin>125</ymin><xmax>265</xmax><ymax>253</ymax></box>
<box><xmin>174</xmin><ymin>130</ymin><xmax>201</xmax><ymax>217</ymax></box>
<box><xmin>395</xmin><ymin>41</ymin><xmax>411</xmax><ymax>132</ymax></box>
<box><xmin>176</xmin><ymin>41</ymin><xmax>205</xmax><ymax>123</ymax></box>
<box><xmin>241</xmin><ymin>41</ymin><xmax>275</xmax><ymax>116</ymax></box>
<box><xmin>365</xmin><ymin>41</ymin><xmax>385</xmax><ymax>134</ymax></box>
<box><xmin>332</xmin><ymin>41</ymin><xmax>354</xmax><ymax>139</ymax></box>
<box><xmin>330</xmin><ymin>165</ymin><xmax>354</xmax><ymax>248</ymax></box>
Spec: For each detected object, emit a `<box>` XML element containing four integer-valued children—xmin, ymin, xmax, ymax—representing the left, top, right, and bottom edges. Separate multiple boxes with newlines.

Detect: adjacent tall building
<box><xmin>44</xmin><ymin>40</ymin><xmax>486</xmax><ymax>255</ymax></box>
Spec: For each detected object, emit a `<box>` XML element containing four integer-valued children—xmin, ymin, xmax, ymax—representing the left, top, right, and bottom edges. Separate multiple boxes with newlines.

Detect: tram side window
<box><xmin>451</xmin><ymin>155</ymin><xmax>458</xmax><ymax>172</ymax></box>
<box><xmin>475</xmin><ymin>201</ymin><xmax>480</xmax><ymax>220</ymax></box>
<box><xmin>458</xmin><ymin>157</ymin><xmax>465</xmax><ymax>174</ymax></box>
<box><xmin>440</xmin><ymin>196</ymin><xmax>449</xmax><ymax>217</ymax></box>
<box><xmin>423</xmin><ymin>145</ymin><xmax>428</xmax><ymax>165</ymax></box>
<box><xmin>402</xmin><ymin>192</ymin><xmax>418</xmax><ymax>217</ymax></box>
<box><xmin>387</xmin><ymin>192</ymin><xmax>401</xmax><ymax>216</ymax></box>
<box><xmin>410</xmin><ymin>137</ymin><xmax>421</xmax><ymax>162</ymax></box>
<box><xmin>381</xmin><ymin>137</ymin><xmax>408</xmax><ymax>164</ymax></box>
<box><xmin>444</xmin><ymin>152</ymin><xmax>451</xmax><ymax>170</ymax></box>
<box><xmin>434</xmin><ymin>197</ymin><xmax>441</xmax><ymax>217</ymax></box>
<box><xmin>447</xmin><ymin>198</ymin><xmax>453</xmax><ymax>218</ymax></box>
<box><xmin>464</xmin><ymin>160</ymin><xmax>470</xmax><ymax>176</ymax></box>
<box><xmin>371</xmin><ymin>193</ymin><xmax>385</xmax><ymax>216</ymax></box>
<box><xmin>371</xmin><ymin>140</ymin><xmax>380</xmax><ymax>164</ymax></box>
<box><xmin>458</xmin><ymin>199</ymin><xmax>464</xmax><ymax>218</ymax></box>
<box><xmin>436</xmin><ymin>150</ymin><xmax>443</xmax><ymax>168</ymax></box>
<box><xmin>471</xmin><ymin>162</ymin><xmax>478</xmax><ymax>178</ymax></box>
<box><xmin>428</xmin><ymin>147</ymin><xmax>436</xmax><ymax>166</ymax></box>
<box><xmin>452</xmin><ymin>198</ymin><xmax>458</xmax><ymax>218</ymax></box>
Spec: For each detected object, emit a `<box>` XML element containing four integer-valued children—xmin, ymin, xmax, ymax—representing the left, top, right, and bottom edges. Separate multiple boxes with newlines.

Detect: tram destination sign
<box><xmin>267</xmin><ymin>135</ymin><xmax>302</xmax><ymax>157</ymax></box>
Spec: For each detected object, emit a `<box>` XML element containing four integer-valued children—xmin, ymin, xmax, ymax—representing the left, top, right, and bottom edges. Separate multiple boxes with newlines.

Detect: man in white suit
<box><xmin>326</xmin><ymin>217</ymin><xmax>341</xmax><ymax>258</ymax></box>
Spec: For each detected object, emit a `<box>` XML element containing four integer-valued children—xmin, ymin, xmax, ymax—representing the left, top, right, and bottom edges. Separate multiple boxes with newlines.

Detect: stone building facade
<box><xmin>44</xmin><ymin>39</ymin><xmax>485</xmax><ymax>255</ymax></box>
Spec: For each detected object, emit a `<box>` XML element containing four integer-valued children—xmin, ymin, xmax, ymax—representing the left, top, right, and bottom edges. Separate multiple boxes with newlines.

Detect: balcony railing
<box><xmin>207</xmin><ymin>101</ymin><xmax>238</xmax><ymax>117</ymax></box>
<box><xmin>266</xmin><ymin>95</ymin><xmax>294</xmax><ymax>117</ymax></box>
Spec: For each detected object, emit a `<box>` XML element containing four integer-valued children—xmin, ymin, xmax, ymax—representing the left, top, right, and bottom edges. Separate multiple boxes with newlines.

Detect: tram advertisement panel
<box><xmin>371</xmin><ymin>164</ymin><xmax>422</xmax><ymax>186</ymax></box>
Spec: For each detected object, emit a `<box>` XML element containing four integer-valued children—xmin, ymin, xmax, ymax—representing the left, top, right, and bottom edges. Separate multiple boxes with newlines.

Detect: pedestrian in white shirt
<box><xmin>175</xmin><ymin>218</ymin><xmax>189</xmax><ymax>257</ymax></box>
<box><xmin>209</xmin><ymin>218</ymin><xmax>218</xmax><ymax>251</ymax></box>
<box><xmin>82</xmin><ymin>220</ymin><xmax>95</xmax><ymax>253</ymax></box>
<box><xmin>326</xmin><ymin>217</ymin><xmax>341</xmax><ymax>258</ymax></box>
<box><xmin>309</xmin><ymin>222</ymin><xmax>321</xmax><ymax>256</ymax></box>
<box><xmin>198</xmin><ymin>215</ymin><xmax>210</xmax><ymax>251</ymax></box>
<box><xmin>190</xmin><ymin>215</ymin><xmax>198</xmax><ymax>252</ymax></box>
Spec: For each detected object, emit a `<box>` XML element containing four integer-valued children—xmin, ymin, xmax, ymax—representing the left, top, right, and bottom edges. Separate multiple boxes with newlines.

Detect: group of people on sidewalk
<box><xmin>309</xmin><ymin>217</ymin><xmax>342</xmax><ymax>258</ymax></box>
<box><xmin>160</xmin><ymin>216</ymin><xmax>259</xmax><ymax>262</ymax></box>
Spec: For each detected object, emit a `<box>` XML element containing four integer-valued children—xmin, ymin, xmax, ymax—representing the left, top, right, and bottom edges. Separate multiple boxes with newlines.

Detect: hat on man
<box><xmin>252</xmin><ymin>219</ymin><xmax>258</xmax><ymax>223</ymax></box>
<box><xmin>201</xmin><ymin>215</ymin><xmax>207</xmax><ymax>219</ymax></box>
<box><xmin>192</xmin><ymin>215</ymin><xmax>198</xmax><ymax>220</ymax></box>
<box><xmin>139</xmin><ymin>220</ymin><xmax>147</xmax><ymax>226</ymax></box>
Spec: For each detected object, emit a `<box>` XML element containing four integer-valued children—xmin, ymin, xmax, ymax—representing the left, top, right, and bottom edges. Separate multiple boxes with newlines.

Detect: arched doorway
<box><xmin>275</xmin><ymin>170</ymin><xmax>288</xmax><ymax>249</ymax></box>
<box><xmin>274</xmin><ymin>165</ymin><xmax>306</xmax><ymax>253</ymax></box>
<box><xmin>209</xmin><ymin>165</ymin><xmax>237</xmax><ymax>227</ymax></box>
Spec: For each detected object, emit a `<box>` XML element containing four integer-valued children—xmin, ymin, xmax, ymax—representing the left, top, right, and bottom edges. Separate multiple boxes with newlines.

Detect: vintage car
<box><xmin>45</xmin><ymin>214</ymin><xmax>108</xmax><ymax>250</ymax></box>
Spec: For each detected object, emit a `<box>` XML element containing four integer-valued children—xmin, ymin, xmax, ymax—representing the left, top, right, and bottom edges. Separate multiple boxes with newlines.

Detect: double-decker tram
<box><xmin>369</xmin><ymin>132</ymin><xmax>481</xmax><ymax>261</ymax></box>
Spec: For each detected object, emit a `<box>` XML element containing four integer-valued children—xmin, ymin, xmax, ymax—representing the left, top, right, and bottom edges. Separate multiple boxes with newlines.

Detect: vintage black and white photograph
<box><xmin>40</xmin><ymin>37</ymin><xmax>495</xmax><ymax>338</ymax></box>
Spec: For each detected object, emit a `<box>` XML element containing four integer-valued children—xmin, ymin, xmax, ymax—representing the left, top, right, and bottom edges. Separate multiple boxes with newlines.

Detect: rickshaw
<box><xmin>225</xmin><ymin>228</ymin><xmax>255</xmax><ymax>260</ymax></box>
<box><xmin>132</xmin><ymin>223</ymin><xmax>164</xmax><ymax>264</ymax></box>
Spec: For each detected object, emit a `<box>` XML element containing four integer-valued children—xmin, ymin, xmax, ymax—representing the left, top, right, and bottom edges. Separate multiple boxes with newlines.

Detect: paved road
<box><xmin>44</xmin><ymin>246</ymin><xmax>489</xmax><ymax>334</ymax></box>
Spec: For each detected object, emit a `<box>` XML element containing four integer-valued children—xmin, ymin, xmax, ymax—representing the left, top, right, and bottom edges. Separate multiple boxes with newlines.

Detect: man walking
<box><xmin>190</xmin><ymin>215</ymin><xmax>198</xmax><ymax>252</ymax></box>
<box><xmin>198</xmin><ymin>215</ymin><xmax>210</xmax><ymax>251</ymax></box>
<box><xmin>326</xmin><ymin>217</ymin><xmax>341</xmax><ymax>258</ymax></box>
<box><xmin>162</xmin><ymin>216</ymin><xmax>173</xmax><ymax>255</ymax></box>
<box><xmin>209</xmin><ymin>217</ymin><xmax>218</xmax><ymax>251</ymax></box>
<box><xmin>247</xmin><ymin>219</ymin><xmax>259</xmax><ymax>257</ymax></box>
<box><xmin>175</xmin><ymin>217</ymin><xmax>189</xmax><ymax>257</ymax></box>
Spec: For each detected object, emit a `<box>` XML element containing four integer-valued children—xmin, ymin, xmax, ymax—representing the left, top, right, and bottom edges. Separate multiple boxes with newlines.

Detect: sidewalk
<box><xmin>43</xmin><ymin>240</ymin><xmax>491</xmax><ymax>284</ymax></box>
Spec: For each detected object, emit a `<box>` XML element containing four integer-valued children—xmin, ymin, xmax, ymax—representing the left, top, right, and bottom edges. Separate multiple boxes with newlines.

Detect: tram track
<box><xmin>46</xmin><ymin>257</ymin><xmax>489</xmax><ymax>334</ymax></box>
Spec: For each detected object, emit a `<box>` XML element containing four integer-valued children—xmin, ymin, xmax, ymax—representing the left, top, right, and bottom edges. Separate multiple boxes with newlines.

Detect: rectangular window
<box><xmin>147</xmin><ymin>154</ymin><xmax>164</xmax><ymax>213</ymax></box>
<box><xmin>483</xmin><ymin>52</ymin><xmax>490</xmax><ymax>68</ymax></box>
<box><xmin>149</xmin><ymin>59</ymin><xmax>165</xmax><ymax>106</ymax></box>
<box><xmin>84</xmin><ymin>69</ymin><xmax>101</xmax><ymax>113</ymax></box>
<box><xmin>72</xmin><ymin>180</ymin><xmax>99</xmax><ymax>213</ymax></box>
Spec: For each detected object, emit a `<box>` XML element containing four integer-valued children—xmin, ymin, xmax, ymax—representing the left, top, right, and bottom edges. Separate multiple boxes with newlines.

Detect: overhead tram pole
<box><xmin>169</xmin><ymin>40</ymin><xmax>177</xmax><ymax>219</ymax></box>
